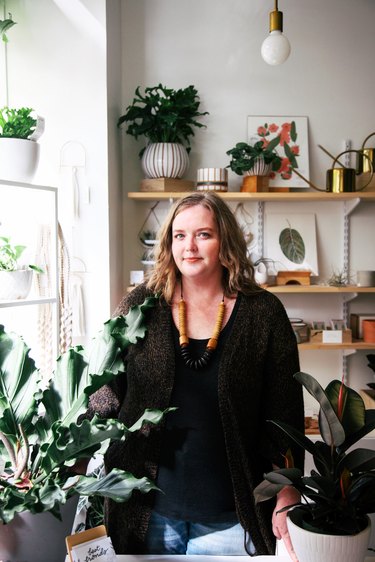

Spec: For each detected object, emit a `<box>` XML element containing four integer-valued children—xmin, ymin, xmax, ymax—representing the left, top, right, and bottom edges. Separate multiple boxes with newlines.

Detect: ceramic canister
<box><xmin>196</xmin><ymin>167</ymin><xmax>228</xmax><ymax>192</ymax></box>
<box><xmin>363</xmin><ymin>320</ymin><xmax>375</xmax><ymax>343</ymax></box>
<box><xmin>357</xmin><ymin>270</ymin><xmax>375</xmax><ymax>287</ymax></box>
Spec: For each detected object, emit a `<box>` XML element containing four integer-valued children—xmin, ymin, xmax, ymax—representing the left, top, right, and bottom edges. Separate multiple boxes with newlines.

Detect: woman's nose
<box><xmin>185</xmin><ymin>235</ymin><xmax>197</xmax><ymax>251</ymax></box>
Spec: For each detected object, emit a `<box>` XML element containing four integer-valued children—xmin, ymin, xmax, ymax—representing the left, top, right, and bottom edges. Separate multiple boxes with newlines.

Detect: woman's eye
<box><xmin>174</xmin><ymin>233</ymin><xmax>185</xmax><ymax>240</ymax></box>
<box><xmin>198</xmin><ymin>232</ymin><xmax>210</xmax><ymax>239</ymax></box>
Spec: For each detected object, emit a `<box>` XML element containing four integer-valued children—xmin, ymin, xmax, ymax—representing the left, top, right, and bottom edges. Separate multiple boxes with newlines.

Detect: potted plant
<box><xmin>117</xmin><ymin>83</ymin><xmax>208</xmax><ymax>179</ymax></box>
<box><xmin>0</xmin><ymin>294</ymin><xmax>169</xmax><ymax>562</ymax></box>
<box><xmin>254</xmin><ymin>371</ymin><xmax>375</xmax><ymax>562</ymax></box>
<box><xmin>0</xmin><ymin>106</ymin><xmax>44</xmax><ymax>183</ymax></box>
<box><xmin>226</xmin><ymin>139</ymin><xmax>282</xmax><ymax>177</ymax></box>
<box><xmin>0</xmin><ymin>235</ymin><xmax>43</xmax><ymax>300</ymax></box>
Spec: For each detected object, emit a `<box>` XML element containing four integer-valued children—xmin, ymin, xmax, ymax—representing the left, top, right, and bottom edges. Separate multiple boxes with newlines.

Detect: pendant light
<box><xmin>261</xmin><ymin>0</ymin><xmax>291</xmax><ymax>66</ymax></box>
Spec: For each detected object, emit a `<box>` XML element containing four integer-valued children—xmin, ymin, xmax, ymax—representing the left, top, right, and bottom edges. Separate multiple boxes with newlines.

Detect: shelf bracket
<box><xmin>344</xmin><ymin>197</ymin><xmax>361</xmax><ymax>217</ymax></box>
<box><xmin>257</xmin><ymin>201</ymin><xmax>264</xmax><ymax>256</ymax></box>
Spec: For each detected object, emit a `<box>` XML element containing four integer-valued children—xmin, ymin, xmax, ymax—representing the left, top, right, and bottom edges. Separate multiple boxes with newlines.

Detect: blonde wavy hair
<box><xmin>147</xmin><ymin>192</ymin><xmax>258</xmax><ymax>303</ymax></box>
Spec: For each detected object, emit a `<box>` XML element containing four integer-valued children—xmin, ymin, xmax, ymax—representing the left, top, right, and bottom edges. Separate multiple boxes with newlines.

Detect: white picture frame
<box><xmin>264</xmin><ymin>212</ymin><xmax>319</xmax><ymax>275</ymax></box>
<box><xmin>247</xmin><ymin>115</ymin><xmax>310</xmax><ymax>189</ymax></box>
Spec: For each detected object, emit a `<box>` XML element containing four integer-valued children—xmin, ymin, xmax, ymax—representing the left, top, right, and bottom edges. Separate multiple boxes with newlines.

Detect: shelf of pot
<box><xmin>127</xmin><ymin>191</ymin><xmax>375</xmax><ymax>202</ymax></box>
<box><xmin>0</xmin><ymin>296</ymin><xmax>57</xmax><ymax>308</ymax></box>
<box><xmin>267</xmin><ymin>285</ymin><xmax>375</xmax><ymax>294</ymax></box>
<box><xmin>298</xmin><ymin>340</ymin><xmax>375</xmax><ymax>350</ymax></box>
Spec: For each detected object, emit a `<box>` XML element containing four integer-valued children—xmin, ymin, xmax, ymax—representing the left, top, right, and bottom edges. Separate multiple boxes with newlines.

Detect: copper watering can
<box><xmin>292</xmin><ymin>148</ymin><xmax>373</xmax><ymax>193</ymax></box>
<box><xmin>356</xmin><ymin>132</ymin><xmax>375</xmax><ymax>175</ymax></box>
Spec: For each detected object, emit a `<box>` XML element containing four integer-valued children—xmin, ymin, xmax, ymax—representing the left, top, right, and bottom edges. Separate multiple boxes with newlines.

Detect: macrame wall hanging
<box><xmin>59</xmin><ymin>141</ymin><xmax>90</xmax><ymax>219</ymax></box>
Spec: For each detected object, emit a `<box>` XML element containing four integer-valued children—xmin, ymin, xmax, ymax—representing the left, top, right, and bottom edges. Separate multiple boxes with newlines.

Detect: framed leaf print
<box><xmin>264</xmin><ymin>212</ymin><xmax>318</xmax><ymax>275</ymax></box>
<box><xmin>247</xmin><ymin>115</ymin><xmax>310</xmax><ymax>189</ymax></box>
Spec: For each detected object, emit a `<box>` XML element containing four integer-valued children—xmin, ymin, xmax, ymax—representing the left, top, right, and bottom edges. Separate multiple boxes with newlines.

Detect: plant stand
<box><xmin>241</xmin><ymin>175</ymin><xmax>269</xmax><ymax>192</ymax></box>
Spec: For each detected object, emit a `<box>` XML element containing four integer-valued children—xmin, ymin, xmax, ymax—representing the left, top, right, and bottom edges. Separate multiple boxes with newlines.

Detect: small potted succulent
<box><xmin>0</xmin><ymin>106</ymin><xmax>44</xmax><ymax>183</ymax></box>
<box><xmin>118</xmin><ymin>83</ymin><xmax>208</xmax><ymax>179</ymax></box>
<box><xmin>0</xmin><ymin>236</ymin><xmax>43</xmax><ymax>300</ymax></box>
<box><xmin>254</xmin><ymin>371</ymin><xmax>375</xmax><ymax>562</ymax></box>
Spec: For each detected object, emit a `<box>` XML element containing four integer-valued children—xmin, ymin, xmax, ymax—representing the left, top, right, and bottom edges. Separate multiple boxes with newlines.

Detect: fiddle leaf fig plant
<box><xmin>118</xmin><ymin>84</ymin><xmax>209</xmax><ymax>157</ymax></box>
<box><xmin>254</xmin><ymin>371</ymin><xmax>375</xmax><ymax>536</ymax></box>
<box><xmin>0</xmin><ymin>294</ymin><xmax>170</xmax><ymax>524</ymax></box>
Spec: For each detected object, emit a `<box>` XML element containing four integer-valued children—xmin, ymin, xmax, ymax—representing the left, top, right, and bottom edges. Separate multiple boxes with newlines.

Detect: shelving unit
<box><xmin>0</xmin><ymin>180</ymin><xmax>59</xmax><ymax>377</ymax></box>
<box><xmin>127</xmin><ymin>188</ymin><xmax>375</xmax><ymax>366</ymax></box>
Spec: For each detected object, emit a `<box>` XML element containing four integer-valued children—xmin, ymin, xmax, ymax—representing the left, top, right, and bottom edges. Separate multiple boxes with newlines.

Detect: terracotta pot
<box><xmin>363</xmin><ymin>319</ymin><xmax>375</xmax><ymax>343</ymax></box>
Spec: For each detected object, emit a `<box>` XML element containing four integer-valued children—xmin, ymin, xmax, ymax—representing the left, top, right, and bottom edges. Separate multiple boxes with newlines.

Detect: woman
<box><xmin>88</xmin><ymin>192</ymin><xmax>304</xmax><ymax>559</ymax></box>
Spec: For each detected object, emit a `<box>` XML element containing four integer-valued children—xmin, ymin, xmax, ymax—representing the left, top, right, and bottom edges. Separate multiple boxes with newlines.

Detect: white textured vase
<box><xmin>287</xmin><ymin>511</ymin><xmax>371</xmax><ymax>562</ymax></box>
<box><xmin>141</xmin><ymin>142</ymin><xmax>189</xmax><ymax>179</ymax></box>
<box><xmin>0</xmin><ymin>269</ymin><xmax>33</xmax><ymax>300</ymax></box>
<box><xmin>0</xmin><ymin>138</ymin><xmax>40</xmax><ymax>183</ymax></box>
<box><xmin>245</xmin><ymin>156</ymin><xmax>272</xmax><ymax>177</ymax></box>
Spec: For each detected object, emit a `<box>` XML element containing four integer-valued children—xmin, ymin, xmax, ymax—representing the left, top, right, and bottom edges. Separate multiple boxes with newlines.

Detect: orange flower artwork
<box><xmin>248</xmin><ymin>116</ymin><xmax>310</xmax><ymax>189</ymax></box>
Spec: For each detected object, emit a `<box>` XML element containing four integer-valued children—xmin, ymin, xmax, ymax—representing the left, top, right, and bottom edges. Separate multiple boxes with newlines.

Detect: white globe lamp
<box><xmin>261</xmin><ymin>1</ymin><xmax>291</xmax><ymax>66</ymax></box>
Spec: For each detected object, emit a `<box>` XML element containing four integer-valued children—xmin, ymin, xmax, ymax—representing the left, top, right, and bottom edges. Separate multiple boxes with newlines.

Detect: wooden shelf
<box><xmin>128</xmin><ymin>190</ymin><xmax>375</xmax><ymax>202</ymax></box>
<box><xmin>298</xmin><ymin>340</ymin><xmax>375</xmax><ymax>350</ymax></box>
<box><xmin>267</xmin><ymin>285</ymin><xmax>375</xmax><ymax>294</ymax></box>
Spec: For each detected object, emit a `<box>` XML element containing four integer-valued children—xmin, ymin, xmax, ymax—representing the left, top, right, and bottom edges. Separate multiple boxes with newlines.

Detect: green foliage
<box><xmin>0</xmin><ymin>107</ymin><xmax>37</xmax><ymax>139</ymax></box>
<box><xmin>117</xmin><ymin>84</ymin><xmax>208</xmax><ymax>157</ymax></box>
<box><xmin>0</xmin><ymin>236</ymin><xmax>43</xmax><ymax>273</ymax></box>
<box><xmin>0</xmin><ymin>294</ymin><xmax>170</xmax><ymax>523</ymax></box>
<box><xmin>279</xmin><ymin>221</ymin><xmax>305</xmax><ymax>265</ymax></box>
<box><xmin>254</xmin><ymin>371</ymin><xmax>375</xmax><ymax>536</ymax></box>
<box><xmin>0</xmin><ymin>14</ymin><xmax>16</xmax><ymax>43</ymax></box>
<box><xmin>226</xmin><ymin>140</ymin><xmax>282</xmax><ymax>176</ymax></box>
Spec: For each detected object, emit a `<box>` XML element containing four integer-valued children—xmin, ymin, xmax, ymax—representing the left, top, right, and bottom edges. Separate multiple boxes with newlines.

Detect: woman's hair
<box><xmin>147</xmin><ymin>192</ymin><xmax>258</xmax><ymax>303</ymax></box>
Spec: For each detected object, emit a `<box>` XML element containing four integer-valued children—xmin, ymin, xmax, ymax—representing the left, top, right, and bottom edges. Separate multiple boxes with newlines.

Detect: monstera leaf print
<box><xmin>279</xmin><ymin>221</ymin><xmax>305</xmax><ymax>264</ymax></box>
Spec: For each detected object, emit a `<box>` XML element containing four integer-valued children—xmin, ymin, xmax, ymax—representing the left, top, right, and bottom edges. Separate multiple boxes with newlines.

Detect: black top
<box><xmin>153</xmin><ymin>296</ymin><xmax>240</xmax><ymax>522</ymax></box>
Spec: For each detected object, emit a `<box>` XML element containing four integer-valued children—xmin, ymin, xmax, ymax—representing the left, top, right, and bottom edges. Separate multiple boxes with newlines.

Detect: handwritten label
<box><xmin>71</xmin><ymin>536</ymin><xmax>116</xmax><ymax>562</ymax></box>
<box><xmin>322</xmin><ymin>330</ymin><xmax>343</xmax><ymax>343</ymax></box>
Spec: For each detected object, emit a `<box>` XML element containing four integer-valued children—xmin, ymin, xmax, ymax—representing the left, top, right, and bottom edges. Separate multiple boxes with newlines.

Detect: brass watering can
<box><xmin>292</xmin><ymin>148</ymin><xmax>373</xmax><ymax>193</ymax></box>
<box><xmin>356</xmin><ymin>132</ymin><xmax>375</xmax><ymax>175</ymax></box>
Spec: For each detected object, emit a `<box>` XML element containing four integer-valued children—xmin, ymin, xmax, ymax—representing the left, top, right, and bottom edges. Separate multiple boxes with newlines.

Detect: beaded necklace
<box><xmin>178</xmin><ymin>292</ymin><xmax>226</xmax><ymax>370</ymax></box>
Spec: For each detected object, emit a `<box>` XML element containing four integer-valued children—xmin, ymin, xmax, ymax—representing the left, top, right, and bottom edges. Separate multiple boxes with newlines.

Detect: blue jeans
<box><xmin>144</xmin><ymin>511</ymin><xmax>255</xmax><ymax>555</ymax></box>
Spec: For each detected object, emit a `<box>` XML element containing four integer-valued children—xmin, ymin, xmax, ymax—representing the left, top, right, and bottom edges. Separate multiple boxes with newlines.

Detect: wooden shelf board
<box><xmin>267</xmin><ymin>285</ymin><xmax>375</xmax><ymax>294</ymax></box>
<box><xmin>299</xmin><ymin>340</ymin><xmax>375</xmax><ymax>350</ymax></box>
<box><xmin>128</xmin><ymin>190</ymin><xmax>375</xmax><ymax>202</ymax></box>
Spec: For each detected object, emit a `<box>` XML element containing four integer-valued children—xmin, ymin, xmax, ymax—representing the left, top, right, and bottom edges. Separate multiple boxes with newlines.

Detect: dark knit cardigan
<box><xmin>88</xmin><ymin>284</ymin><xmax>304</xmax><ymax>555</ymax></box>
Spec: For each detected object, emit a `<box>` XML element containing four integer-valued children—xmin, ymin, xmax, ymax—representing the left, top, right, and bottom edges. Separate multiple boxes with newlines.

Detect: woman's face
<box><xmin>171</xmin><ymin>204</ymin><xmax>222</xmax><ymax>282</ymax></box>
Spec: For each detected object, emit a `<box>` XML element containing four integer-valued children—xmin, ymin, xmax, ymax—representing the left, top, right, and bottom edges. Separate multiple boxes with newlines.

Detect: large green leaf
<box><xmin>74</xmin><ymin>468</ymin><xmax>157</xmax><ymax>502</ymax></box>
<box><xmin>0</xmin><ymin>325</ymin><xmax>40</xmax><ymax>447</ymax></box>
<box><xmin>294</xmin><ymin>372</ymin><xmax>345</xmax><ymax>446</ymax></box>
<box><xmin>325</xmin><ymin>379</ymin><xmax>365</xmax><ymax>438</ymax></box>
<box><xmin>279</xmin><ymin>223</ymin><xmax>305</xmax><ymax>264</ymax></box>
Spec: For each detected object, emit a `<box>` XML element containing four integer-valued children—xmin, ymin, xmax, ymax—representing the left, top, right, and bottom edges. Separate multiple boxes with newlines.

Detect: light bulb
<box><xmin>261</xmin><ymin>30</ymin><xmax>291</xmax><ymax>65</ymax></box>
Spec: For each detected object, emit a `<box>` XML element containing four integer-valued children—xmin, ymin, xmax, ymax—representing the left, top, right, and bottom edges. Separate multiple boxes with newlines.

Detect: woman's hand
<box><xmin>272</xmin><ymin>486</ymin><xmax>300</xmax><ymax>562</ymax></box>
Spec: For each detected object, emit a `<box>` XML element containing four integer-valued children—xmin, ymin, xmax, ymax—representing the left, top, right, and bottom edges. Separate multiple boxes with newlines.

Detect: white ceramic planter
<box><xmin>0</xmin><ymin>269</ymin><xmax>33</xmax><ymax>300</ymax></box>
<box><xmin>0</xmin><ymin>498</ymin><xmax>78</xmax><ymax>562</ymax></box>
<box><xmin>0</xmin><ymin>138</ymin><xmax>40</xmax><ymax>183</ymax></box>
<box><xmin>245</xmin><ymin>157</ymin><xmax>272</xmax><ymax>177</ymax></box>
<box><xmin>287</xmin><ymin>510</ymin><xmax>371</xmax><ymax>562</ymax></box>
<box><xmin>141</xmin><ymin>142</ymin><xmax>189</xmax><ymax>179</ymax></box>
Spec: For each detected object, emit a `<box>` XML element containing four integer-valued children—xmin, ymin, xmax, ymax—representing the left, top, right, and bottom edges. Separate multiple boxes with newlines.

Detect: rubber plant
<box><xmin>0</xmin><ymin>294</ymin><xmax>169</xmax><ymax>524</ymax></box>
<box><xmin>254</xmin><ymin>371</ymin><xmax>375</xmax><ymax>536</ymax></box>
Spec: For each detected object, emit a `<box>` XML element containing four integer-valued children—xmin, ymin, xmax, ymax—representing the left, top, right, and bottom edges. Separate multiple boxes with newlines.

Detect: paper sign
<box><xmin>322</xmin><ymin>330</ymin><xmax>343</xmax><ymax>343</ymax></box>
<box><xmin>71</xmin><ymin>535</ymin><xmax>116</xmax><ymax>562</ymax></box>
